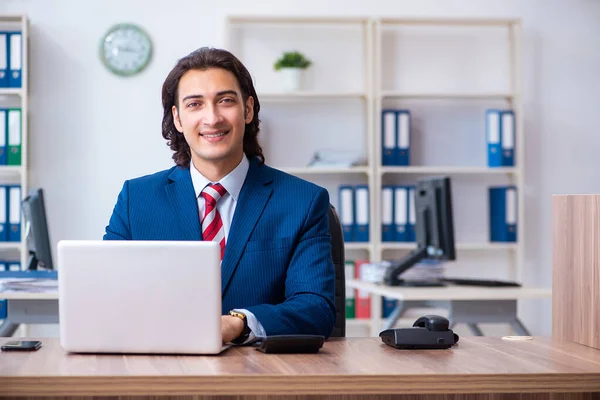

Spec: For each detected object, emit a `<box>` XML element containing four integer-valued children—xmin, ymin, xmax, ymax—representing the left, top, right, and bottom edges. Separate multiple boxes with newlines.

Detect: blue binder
<box><xmin>0</xmin><ymin>32</ymin><xmax>8</xmax><ymax>88</ymax></box>
<box><xmin>0</xmin><ymin>299</ymin><xmax>6</xmax><ymax>319</ymax></box>
<box><xmin>501</xmin><ymin>110</ymin><xmax>515</xmax><ymax>166</ymax></box>
<box><xmin>489</xmin><ymin>186</ymin><xmax>517</xmax><ymax>242</ymax></box>
<box><xmin>0</xmin><ymin>186</ymin><xmax>7</xmax><ymax>242</ymax></box>
<box><xmin>407</xmin><ymin>186</ymin><xmax>416</xmax><ymax>241</ymax></box>
<box><xmin>8</xmin><ymin>32</ymin><xmax>21</xmax><ymax>88</ymax></box>
<box><xmin>382</xmin><ymin>296</ymin><xmax>398</xmax><ymax>318</ymax></box>
<box><xmin>381</xmin><ymin>110</ymin><xmax>396</xmax><ymax>166</ymax></box>
<box><xmin>394</xmin><ymin>186</ymin><xmax>409</xmax><ymax>242</ymax></box>
<box><xmin>486</xmin><ymin>109</ymin><xmax>502</xmax><ymax>167</ymax></box>
<box><xmin>396</xmin><ymin>110</ymin><xmax>411</xmax><ymax>166</ymax></box>
<box><xmin>381</xmin><ymin>186</ymin><xmax>395</xmax><ymax>242</ymax></box>
<box><xmin>7</xmin><ymin>185</ymin><xmax>21</xmax><ymax>242</ymax></box>
<box><xmin>0</xmin><ymin>108</ymin><xmax>6</xmax><ymax>165</ymax></box>
<box><xmin>339</xmin><ymin>185</ymin><xmax>355</xmax><ymax>243</ymax></box>
<box><xmin>354</xmin><ymin>185</ymin><xmax>369</xmax><ymax>242</ymax></box>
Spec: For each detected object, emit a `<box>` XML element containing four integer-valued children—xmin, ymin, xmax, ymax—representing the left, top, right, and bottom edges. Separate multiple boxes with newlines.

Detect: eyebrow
<box><xmin>182</xmin><ymin>90</ymin><xmax>239</xmax><ymax>102</ymax></box>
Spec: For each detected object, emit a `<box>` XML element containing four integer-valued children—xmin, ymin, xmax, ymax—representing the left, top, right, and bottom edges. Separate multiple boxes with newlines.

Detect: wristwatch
<box><xmin>229</xmin><ymin>310</ymin><xmax>251</xmax><ymax>344</ymax></box>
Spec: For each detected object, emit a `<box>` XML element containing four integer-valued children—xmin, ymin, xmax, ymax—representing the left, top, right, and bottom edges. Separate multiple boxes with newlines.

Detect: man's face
<box><xmin>172</xmin><ymin>68</ymin><xmax>254</xmax><ymax>172</ymax></box>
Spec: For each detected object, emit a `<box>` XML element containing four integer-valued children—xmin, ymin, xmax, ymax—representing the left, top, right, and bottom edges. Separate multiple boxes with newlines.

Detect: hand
<box><xmin>221</xmin><ymin>315</ymin><xmax>244</xmax><ymax>344</ymax></box>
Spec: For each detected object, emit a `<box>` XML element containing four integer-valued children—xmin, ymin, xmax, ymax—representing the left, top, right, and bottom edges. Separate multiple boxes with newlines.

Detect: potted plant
<box><xmin>273</xmin><ymin>51</ymin><xmax>312</xmax><ymax>91</ymax></box>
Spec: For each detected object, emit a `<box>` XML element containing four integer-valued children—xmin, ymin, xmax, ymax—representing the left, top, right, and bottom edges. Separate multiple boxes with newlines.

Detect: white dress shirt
<box><xmin>190</xmin><ymin>154</ymin><xmax>266</xmax><ymax>344</ymax></box>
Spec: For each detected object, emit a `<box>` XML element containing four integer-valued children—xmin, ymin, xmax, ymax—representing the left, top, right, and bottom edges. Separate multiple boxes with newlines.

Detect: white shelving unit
<box><xmin>225</xmin><ymin>16</ymin><xmax>524</xmax><ymax>334</ymax></box>
<box><xmin>0</xmin><ymin>15</ymin><xmax>29</xmax><ymax>271</ymax></box>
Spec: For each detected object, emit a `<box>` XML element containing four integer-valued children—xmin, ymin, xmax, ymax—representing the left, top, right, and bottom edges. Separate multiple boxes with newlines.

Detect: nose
<box><xmin>202</xmin><ymin>104</ymin><xmax>224</xmax><ymax>126</ymax></box>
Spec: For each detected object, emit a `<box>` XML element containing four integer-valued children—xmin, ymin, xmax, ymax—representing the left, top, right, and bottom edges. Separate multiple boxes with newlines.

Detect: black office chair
<box><xmin>327</xmin><ymin>204</ymin><xmax>346</xmax><ymax>338</ymax></box>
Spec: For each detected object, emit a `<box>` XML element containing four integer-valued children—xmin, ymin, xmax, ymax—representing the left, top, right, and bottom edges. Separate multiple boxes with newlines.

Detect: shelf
<box><xmin>345</xmin><ymin>243</ymin><xmax>371</xmax><ymax>251</ymax></box>
<box><xmin>0</xmin><ymin>88</ymin><xmax>23</xmax><ymax>97</ymax></box>
<box><xmin>0</xmin><ymin>242</ymin><xmax>22</xmax><ymax>251</ymax></box>
<box><xmin>0</xmin><ymin>166</ymin><xmax>24</xmax><ymax>177</ymax></box>
<box><xmin>380</xmin><ymin>91</ymin><xmax>514</xmax><ymax>100</ymax></box>
<box><xmin>346</xmin><ymin>318</ymin><xmax>372</xmax><ymax>328</ymax></box>
<box><xmin>381</xmin><ymin>242</ymin><xmax>517</xmax><ymax>251</ymax></box>
<box><xmin>380</xmin><ymin>17</ymin><xmax>519</xmax><ymax>27</ymax></box>
<box><xmin>380</xmin><ymin>166</ymin><xmax>518</xmax><ymax>175</ymax></box>
<box><xmin>282</xmin><ymin>166</ymin><xmax>369</xmax><ymax>176</ymax></box>
<box><xmin>260</xmin><ymin>92</ymin><xmax>366</xmax><ymax>101</ymax></box>
<box><xmin>228</xmin><ymin>16</ymin><xmax>368</xmax><ymax>25</ymax></box>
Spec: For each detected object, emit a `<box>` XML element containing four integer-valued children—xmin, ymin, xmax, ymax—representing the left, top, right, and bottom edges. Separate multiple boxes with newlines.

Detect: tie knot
<box><xmin>201</xmin><ymin>183</ymin><xmax>227</xmax><ymax>205</ymax></box>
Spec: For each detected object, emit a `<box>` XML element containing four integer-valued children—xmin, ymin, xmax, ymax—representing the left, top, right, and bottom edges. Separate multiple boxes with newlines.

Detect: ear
<box><xmin>172</xmin><ymin>105</ymin><xmax>183</xmax><ymax>133</ymax></box>
<box><xmin>244</xmin><ymin>96</ymin><xmax>254</xmax><ymax>124</ymax></box>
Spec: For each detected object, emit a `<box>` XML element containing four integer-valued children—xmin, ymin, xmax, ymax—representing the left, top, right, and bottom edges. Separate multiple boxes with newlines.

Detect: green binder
<box><xmin>7</xmin><ymin>108</ymin><xmax>21</xmax><ymax>166</ymax></box>
<box><xmin>345</xmin><ymin>260</ymin><xmax>355</xmax><ymax>319</ymax></box>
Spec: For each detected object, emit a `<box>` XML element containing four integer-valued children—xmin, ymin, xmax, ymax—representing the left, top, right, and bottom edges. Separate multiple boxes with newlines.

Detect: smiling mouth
<box><xmin>200</xmin><ymin>130</ymin><xmax>229</xmax><ymax>138</ymax></box>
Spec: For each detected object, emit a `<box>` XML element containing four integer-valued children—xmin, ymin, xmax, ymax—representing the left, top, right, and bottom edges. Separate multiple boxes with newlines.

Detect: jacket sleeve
<box><xmin>103</xmin><ymin>181</ymin><xmax>132</xmax><ymax>240</ymax></box>
<box><xmin>244</xmin><ymin>187</ymin><xmax>337</xmax><ymax>338</ymax></box>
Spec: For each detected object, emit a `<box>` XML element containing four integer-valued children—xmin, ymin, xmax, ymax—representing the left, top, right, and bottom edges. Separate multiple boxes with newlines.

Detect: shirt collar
<box><xmin>190</xmin><ymin>154</ymin><xmax>249</xmax><ymax>201</ymax></box>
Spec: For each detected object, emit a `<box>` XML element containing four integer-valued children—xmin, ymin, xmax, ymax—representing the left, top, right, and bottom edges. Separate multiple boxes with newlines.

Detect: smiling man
<box><xmin>103</xmin><ymin>47</ymin><xmax>336</xmax><ymax>345</ymax></box>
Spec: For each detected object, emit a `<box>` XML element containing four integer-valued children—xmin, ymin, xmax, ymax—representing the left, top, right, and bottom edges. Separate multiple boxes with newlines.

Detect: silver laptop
<box><xmin>57</xmin><ymin>240</ymin><xmax>227</xmax><ymax>354</ymax></box>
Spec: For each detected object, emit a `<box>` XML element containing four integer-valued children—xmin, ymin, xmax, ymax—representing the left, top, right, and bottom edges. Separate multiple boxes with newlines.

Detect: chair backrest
<box><xmin>327</xmin><ymin>204</ymin><xmax>346</xmax><ymax>337</ymax></box>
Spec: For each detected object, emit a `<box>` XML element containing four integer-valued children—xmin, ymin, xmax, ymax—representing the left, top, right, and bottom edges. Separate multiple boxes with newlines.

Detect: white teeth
<box><xmin>203</xmin><ymin>131</ymin><xmax>227</xmax><ymax>138</ymax></box>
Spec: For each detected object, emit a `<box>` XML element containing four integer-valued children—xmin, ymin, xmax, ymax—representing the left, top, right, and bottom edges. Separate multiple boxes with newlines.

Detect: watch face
<box><xmin>100</xmin><ymin>23</ymin><xmax>152</xmax><ymax>76</ymax></box>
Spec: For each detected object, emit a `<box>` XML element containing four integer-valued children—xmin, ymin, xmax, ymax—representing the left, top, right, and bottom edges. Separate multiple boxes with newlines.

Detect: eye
<box><xmin>220</xmin><ymin>97</ymin><xmax>235</xmax><ymax>104</ymax></box>
<box><xmin>186</xmin><ymin>101</ymin><xmax>201</xmax><ymax>108</ymax></box>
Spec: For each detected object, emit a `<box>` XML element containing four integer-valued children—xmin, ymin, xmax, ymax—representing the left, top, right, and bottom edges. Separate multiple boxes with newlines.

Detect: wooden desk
<box><xmin>2</xmin><ymin>337</ymin><xmax>600</xmax><ymax>399</ymax></box>
<box><xmin>346</xmin><ymin>279</ymin><xmax>551</xmax><ymax>336</ymax></box>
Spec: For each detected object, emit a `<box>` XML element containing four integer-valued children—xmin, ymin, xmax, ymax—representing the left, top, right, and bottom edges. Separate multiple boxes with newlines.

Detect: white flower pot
<box><xmin>280</xmin><ymin>67</ymin><xmax>304</xmax><ymax>91</ymax></box>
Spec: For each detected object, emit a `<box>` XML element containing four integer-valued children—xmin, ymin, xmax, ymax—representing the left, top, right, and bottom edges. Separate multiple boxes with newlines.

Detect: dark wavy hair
<box><xmin>161</xmin><ymin>47</ymin><xmax>264</xmax><ymax>168</ymax></box>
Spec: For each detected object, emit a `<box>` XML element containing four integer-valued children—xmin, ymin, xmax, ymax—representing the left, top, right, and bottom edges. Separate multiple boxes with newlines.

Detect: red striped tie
<box><xmin>200</xmin><ymin>183</ymin><xmax>227</xmax><ymax>260</ymax></box>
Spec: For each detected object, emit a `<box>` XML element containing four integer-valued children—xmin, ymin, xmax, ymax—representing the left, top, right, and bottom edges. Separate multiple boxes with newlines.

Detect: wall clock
<box><xmin>100</xmin><ymin>23</ymin><xmax>152</xmax><ymax>77</ymax></box>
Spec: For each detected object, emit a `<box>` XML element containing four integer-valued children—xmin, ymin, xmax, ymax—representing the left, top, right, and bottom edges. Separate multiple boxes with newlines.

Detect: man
<box><xmin>103</xmin><ymin>47</ymin><xmax>336</xmax><ymax>345</ymax></box>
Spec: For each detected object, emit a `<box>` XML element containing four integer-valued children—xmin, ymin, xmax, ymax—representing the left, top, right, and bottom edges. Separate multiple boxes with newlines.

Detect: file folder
<box><xmin>407</xmin><ymin>186</ymin><xmax>416</xmax><ymax>241</ymax></box>
<box><xmin>501</xmin><ymin>110</ymin><xmax>515</xmax><ymax>166</ymax></box>
<box><xmin>345</xmin><ymin>260</ymin><xmax>355</xmax><ymax>319</ymax></box>
<box><xmin>381</xmin><ymin>110</ymin><xmax>396</xmax><ymax>166</ymax></box>
<box><xmin>0</xmin><ymin>186</ymin><xmax>7</xmax><ymax>242</ymax></box>
<box><xmin>396</xmin><ymin>110</ymin><xmax>410</xmax><ymax>166</ymax></box>
<box><xmin>486</xmin><ymin>109</ymin><xmax>502</xmax><ymax>167</ymax></box>
<box><xmin>382</xmin><ymin>297</ymin><xmax>398</xmax><ymax>318</ymax></box>
<box><xmin>8</xmin><ymin>185</ymin><xmax>21</xmax><ymax>242</ymax></box>
<box><xmin>339</xmin><ymin>185</ymin><xmax>355</xmax><ymax>242</ymax></box>
<box><xmin>394</xmin><ymin>186</ymin><xmax>409</xmax><ymax>242</ymax></box>
<box><xmin>381</xmin><ymin>186</ymin><xmax>395</xmax><ymax>242</ymax></box>
<box><xmin>8</xmin><ymin>32</ymin><xmax>21</xmax><ymax>88</ymax></box>
<box><xmin>0</xmin><ymin>108</ymin><xmax>6</xmax><ymax>165</ymax></box>
<box><xmin>7</xmin><ymin>108</ymin><xmax>21</xmax><ymax>166</ymax></box>
<box><xmin>0</xmin><ymin>33</ymin><xmax>8</xmax><ymax>87</ymax></box>
<box><xmin>489</xmin><ymin>186</ymin><xmax>517</xmax><ymax>242</ymax></box>
<box><xmin>354</xmin><ymin>185</ymin><xmax>369</xmax><ymax>242</ymax></box>
<box><xmin>8</xmin><ymin>261</ymin><xmax>20</xmax><ymax>271</ymax></box>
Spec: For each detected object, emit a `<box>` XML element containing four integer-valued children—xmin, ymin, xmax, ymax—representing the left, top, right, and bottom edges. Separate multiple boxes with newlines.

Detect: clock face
<box><xmin>100</xmin><ymin>23</ymin><xmax>152</xmax><ymax>76</ymax></box>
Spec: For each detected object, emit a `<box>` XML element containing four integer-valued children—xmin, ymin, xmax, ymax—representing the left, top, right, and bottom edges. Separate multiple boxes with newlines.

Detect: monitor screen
<box><xmin>21</xmin><ymin>188</ymin><xmax>53</xmax><ymax>270</ymax></box>
<box><xmin>384</xmin><ymin>176</ymin><xmax>456</xmax><ymax>286</ymax></box>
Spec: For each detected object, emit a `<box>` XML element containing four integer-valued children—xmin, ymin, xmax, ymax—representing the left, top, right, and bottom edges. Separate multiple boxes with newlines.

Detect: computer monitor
<box><xmin>383</xmin><ymin>176</ymin><xmax>456</xmax><ymax>286</ymax></box>
<box><xmin>21</xmin><ymin>188</ymin><xmax>53</xmax><ymax>270</ymax></box>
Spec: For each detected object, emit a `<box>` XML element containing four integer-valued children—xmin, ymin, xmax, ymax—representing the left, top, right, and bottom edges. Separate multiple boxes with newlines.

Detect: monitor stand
<box><xmin>383</xmin><ymin>247</ymin><xmax>446</xmax><ymax>286</ymax></box>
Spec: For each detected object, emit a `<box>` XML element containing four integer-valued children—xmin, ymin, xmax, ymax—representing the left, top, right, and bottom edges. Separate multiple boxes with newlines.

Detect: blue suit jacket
<box><xmin>103</xmin><ymin>157</ymin><xmax>336</xmax><ymax>338</ymax></box>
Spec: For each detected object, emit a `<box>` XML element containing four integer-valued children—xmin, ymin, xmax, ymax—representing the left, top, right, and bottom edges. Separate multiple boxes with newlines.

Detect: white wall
<box><xmin>2</xmin><ymin>0</ymin><xmax>600</xmax><ymax>336</ymax></box>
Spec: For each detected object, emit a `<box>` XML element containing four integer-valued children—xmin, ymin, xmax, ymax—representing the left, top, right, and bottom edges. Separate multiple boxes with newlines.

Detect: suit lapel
<box><xmin>164</xmin><ymin>167</ymin><xmax>201</xmax><ymax>240</ymax></box>
<box><xmin>221</xmin><ymin>159</ymin><xmax>273</xmax><ymax>294</ymax></box>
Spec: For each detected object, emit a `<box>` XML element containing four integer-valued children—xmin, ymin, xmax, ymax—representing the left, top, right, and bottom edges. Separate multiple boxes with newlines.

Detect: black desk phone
<box><xmin>379</xmin><ymin>315</ymin><xmax>459</xmax><ymax>350</ymax></box>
